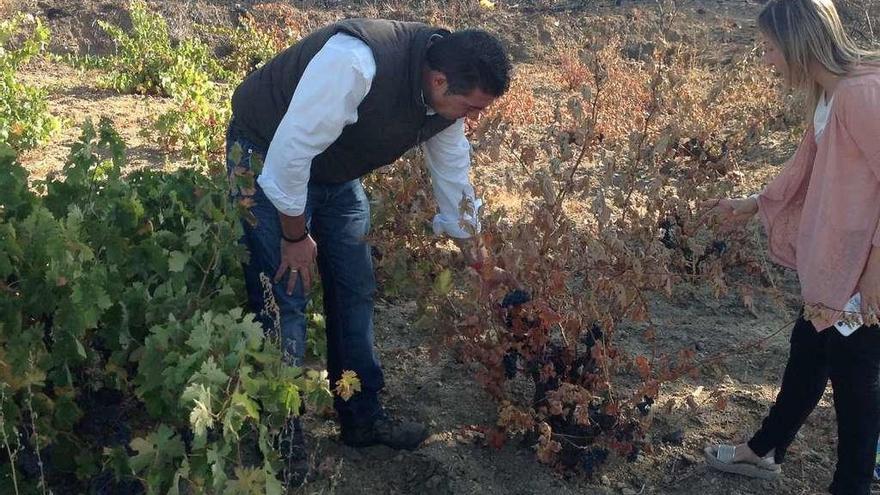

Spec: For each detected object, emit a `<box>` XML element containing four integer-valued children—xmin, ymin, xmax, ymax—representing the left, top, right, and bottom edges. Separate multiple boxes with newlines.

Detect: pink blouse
<box><xmin>757</xmin><ymin>68</ymin><xmax>880</xmax><ymax>330</ymax></box>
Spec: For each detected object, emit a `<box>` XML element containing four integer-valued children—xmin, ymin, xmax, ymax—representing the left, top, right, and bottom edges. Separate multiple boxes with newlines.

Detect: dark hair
<box><xmin>425</xmin><ymin>29</ymin><xmax>512</xmax><ymax>97</ymax></box>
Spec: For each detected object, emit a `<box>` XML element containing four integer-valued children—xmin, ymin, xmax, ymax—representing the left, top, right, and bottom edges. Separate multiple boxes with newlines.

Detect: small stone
<box><xmin>600</xmin><ymin>475</ymin><xmax>611</xmax><ymax>486</ymax></box>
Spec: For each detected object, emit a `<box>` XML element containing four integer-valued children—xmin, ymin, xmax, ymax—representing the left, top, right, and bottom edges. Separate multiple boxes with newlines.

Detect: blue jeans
<box><xmin>226</xmin><ymin>123</ymin><xmax>384</xmax><ymax>426</ymax></box>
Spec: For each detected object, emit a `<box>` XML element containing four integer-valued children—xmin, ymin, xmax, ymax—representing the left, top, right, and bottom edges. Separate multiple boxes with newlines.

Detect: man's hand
<box><xmin>858</xmin><ymin>246</ymin><xmax>880</xmax><ymax>322</ymax></box>
<box><xmin>453</xmin><ymin>237</ymin><xmax>520</xmax><ymax>292</ymax></box>
<box><xmin>701</xmin><ymin>196</ymin><xmax>759</xmax><ymax>231</ymax></box>
<box><xmin>452</xmin><ymin>237</ymin><xmax>485</xmax><ymax>267</ymax></box>
<box><xmin>479</xmin><ymin>266</ymin><xmax>521</xmax><ymax>292</ymax></box>
<box><xmin>274</xmin><ymin>213</ymin><xmax>317</xmax><ymax>295</ymax></box>
<box><xmin>274</xmin><ymin>236</ymin><xmax>317</xmax><ymax>295</ymax></box>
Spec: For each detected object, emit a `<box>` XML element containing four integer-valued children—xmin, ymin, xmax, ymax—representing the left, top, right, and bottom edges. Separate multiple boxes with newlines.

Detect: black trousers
<box><xmin>747</xmin><ymin>315</ymin><xmax>880</xmax><ymax>495</ymax></box>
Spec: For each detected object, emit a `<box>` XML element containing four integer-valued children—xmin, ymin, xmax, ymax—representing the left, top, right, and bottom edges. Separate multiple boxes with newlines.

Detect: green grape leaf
<box><xmin>168</xmin><ymin>250</ymin><xmax>188</xmax><ymax>272</ymax></box>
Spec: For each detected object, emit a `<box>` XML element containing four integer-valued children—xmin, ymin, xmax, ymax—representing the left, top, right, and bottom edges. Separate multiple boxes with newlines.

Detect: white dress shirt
<box><xmin>256</xmin><ymin>33</ymin><xmax>481</xmax><ymax>239</ymax></box>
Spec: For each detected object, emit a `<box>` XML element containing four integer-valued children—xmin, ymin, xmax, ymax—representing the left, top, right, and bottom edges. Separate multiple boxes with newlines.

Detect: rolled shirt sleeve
<box><xmin>423</xmin><ymin>118</ymin><xmax>482</xmax><ymax>239</ymax></box>
<box><xmin>256</xmin><ymin>34</ymin><xmax>376</xmax><ymax>216</ymax></box>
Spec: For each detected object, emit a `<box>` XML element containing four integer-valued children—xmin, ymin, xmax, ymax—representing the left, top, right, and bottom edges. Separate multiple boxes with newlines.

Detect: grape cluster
<box><xmin>709</xmin><ymin>240</ymin><xmax>728</xmax><ymax>255</ymax></box>
<box><xmin>496</xmin><ymin>291</ymin><xmax>645</xmax><ymax>474</ymax></box>
<box><xmin>15</xmin><ymin>437</ymin><xmax>41</xmax><ymax>479</ymax></box>
<box><xmin>499</xmin><ymin>289</ymin><xmax>533</xmax><ymax>379</ymax></box>
<box><xmin>77</xmin><ymin>388</ymin><xmax>132</xmax><ymax>448</ymax></box>
<box><xmin>500</xmin><ymin>289</ymin><xmax>532</xmax><ymax>308</ymax></box>
<box><xmin>658</xmin><ymin>215</ymin><xmax>730</xmax><ymax>272</ymax></box>
<box><xmin>658</xmin><ymin>216</ymin><xmax>682</xmax><ymax>250</ymax></box>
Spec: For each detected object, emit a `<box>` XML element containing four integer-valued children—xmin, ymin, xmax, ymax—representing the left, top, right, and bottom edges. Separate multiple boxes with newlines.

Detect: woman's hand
<box><xmin>701</xmin><ymin>196</ymin><xmax>759</xmax><ymax>231</ymax></box>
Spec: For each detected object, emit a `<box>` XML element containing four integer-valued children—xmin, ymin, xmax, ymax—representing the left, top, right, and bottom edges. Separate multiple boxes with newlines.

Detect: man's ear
<box><xmin>430</xmin><ymin>70</ymin><xmax>448</xmax><ymax>91</ymax></box>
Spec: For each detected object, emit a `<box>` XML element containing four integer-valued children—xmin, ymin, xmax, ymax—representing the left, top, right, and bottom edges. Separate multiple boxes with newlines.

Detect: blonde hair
<box><xmin>758</xmin><ymin>0</ymin><xmax>879</xmax><ymax>115</ymax></box>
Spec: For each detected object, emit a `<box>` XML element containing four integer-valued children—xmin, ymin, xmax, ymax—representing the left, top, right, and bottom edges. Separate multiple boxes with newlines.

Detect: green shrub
<box><xmin>0</xmin><ymin>14</ymin><xmax>58</xmax><ymax>152</ymax></box>
<box><xmin>0</xmin><ymin>120</ymin><xmax>333</xmax><ymax>494</ymax></box>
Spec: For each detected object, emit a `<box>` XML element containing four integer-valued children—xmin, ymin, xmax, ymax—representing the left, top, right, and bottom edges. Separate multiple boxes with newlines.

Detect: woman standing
<box><xmin>703</xmin><ymin>0</ymin><xmax>880</xmax><ymax>493</ymax></box>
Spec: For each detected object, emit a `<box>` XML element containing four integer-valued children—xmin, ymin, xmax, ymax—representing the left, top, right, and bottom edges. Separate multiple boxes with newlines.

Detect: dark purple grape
<box><xmin>16</xmin><ymin>444</ymin><xmax>41</xmax><ymax>479</ymax></box>
<box><xmin>109</xmin><ymin>423</ymin><xmax>131</xmax><ymax>447</ymax></box>
<box><xmin>658</xmin><ymin>216</ymin><xmax>681</xmax><ymax>250</ymax></box>
<box><xmin>503</xmin><ymin>351</ymin><xmax>518</xmax><ymax>379</ymax></box>
<box><xmin>588</xmin><ymin>406</ymin><xmax>616</xmax><ymax>431</ymax></box>
<box><xmin>580</xmin><ymin>447</ymin><xmax>609</xmax><ymax>477</ymax></box>
<box><xmin>500</xmin><ymin>289</ymin><xmax>531</xmax><ymax>308</ymax></box>
<box><xmin>636</xmin><ymin>396</ymin><xmax>654</xmax><ymax>416</ymax></box>
<box><xmin>660</xmin><ymin>229</ymin><xmax>678</xmax><ymax>250</ymax></box>
<box><xmin>627</xmin><ymin>445</ymin><xmax>641</xmax><ymax>462</ymax></box>
<box><xmin>692</xmin><ymin>239</ymin><xmax>730</xmax><ymax>273</ymax></box>
<box><xmin>581</xmin><ymin>323</ymin><xmax>603</xmax><ymax>348</ymax></box>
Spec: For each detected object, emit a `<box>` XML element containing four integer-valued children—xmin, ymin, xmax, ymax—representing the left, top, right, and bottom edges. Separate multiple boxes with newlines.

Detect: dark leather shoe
<box><xmin>340</xmin><ymin>412</ymin><xmax>428</xmax><ymax>450</ymax></box>
<box><xmin>276</xmin><ymin>417</ymin><xmax>309</xmax><ymax>488</ymax></box>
